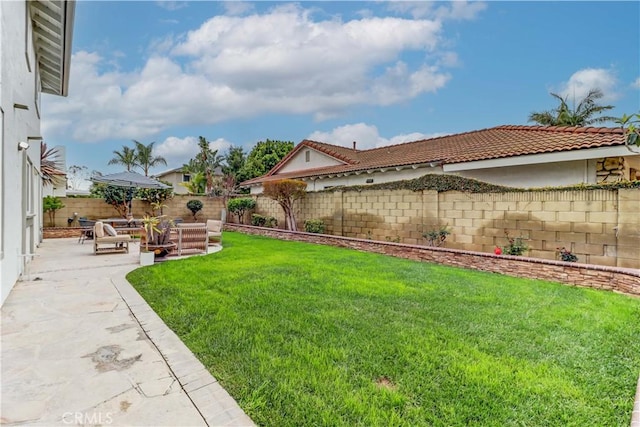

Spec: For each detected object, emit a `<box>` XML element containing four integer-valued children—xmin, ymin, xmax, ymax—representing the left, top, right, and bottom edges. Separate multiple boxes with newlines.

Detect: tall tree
<box><xmin>133</xmin><ymin>140</ymin><xmax>167</xmax><ymax>176</ymax></box>
<box><xmin>222</xmin><ymin>145</ymin><xmax>246</xmax><ymax>180</ymax></box>
<box><xmin>239</xmin><ymin>139</ymin><xmax>294</xmax><ymax>182</ymax></box>
<box><xmin>182</xmin><ymin>136</ymin><xmax>222</xmax><ymax>194</ymax></box>
<box><xmin>108</xmin><ymin>145</ymin><xmax>138</xmax><ymax>171</ymax></box>
<box><xmin>262</xmin><ymin>179</ymin><xmax>307</xmax><ymax>231</ymax></box>
<box><xmin>528</xmin><ymin>88</ymin><xmax>615</xmax><ymax>126</ymax></box>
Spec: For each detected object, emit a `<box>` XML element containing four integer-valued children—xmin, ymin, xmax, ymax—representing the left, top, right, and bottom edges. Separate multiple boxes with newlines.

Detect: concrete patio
<box><xmin>1</xmin><ymin>238</ymin><xmax>254</xmax><ymax>426</ymax></box>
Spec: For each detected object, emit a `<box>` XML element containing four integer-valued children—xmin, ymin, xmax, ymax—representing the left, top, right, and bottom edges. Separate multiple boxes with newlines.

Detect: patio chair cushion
<box><xmin>206</xmin><ymin>220</ymin><xmax>223</xmax><ymax>245</ymax></box>
<box><xmin>97</xmin><ymin>235</ymin><xmax>131</xmax><ymax>242</ymax></box>
<box><xmin>94</xmin><ymin>222</ymin><xmax>105</xmax><ymax>238</ymax></box>
<box><xmin>103</xmin><ymin>224</ymin><xmax>118</xmax><ymax>236</ymax></box>
<box><xmin>206</xmin><ymin>220</ymin><xmax>222</xmax><ymax>233</ymax></box>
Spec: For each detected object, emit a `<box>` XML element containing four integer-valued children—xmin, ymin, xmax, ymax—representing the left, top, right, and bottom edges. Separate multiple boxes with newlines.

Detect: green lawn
<box><xmin>127</xmin><ymin>232</ymin><xmax>640</xmax><ymax>426</ymax></box>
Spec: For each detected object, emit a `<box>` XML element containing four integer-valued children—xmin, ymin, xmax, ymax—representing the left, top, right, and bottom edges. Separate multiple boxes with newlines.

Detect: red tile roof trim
<box><xmin>266</xmin><ymin>140</ymin><xmax>358</xmax><ymax>177</ymax></box>
<box><xmin>244</xmin><ymin>125</ymin><xmax>627</xmax><ymax>185</ymax></box>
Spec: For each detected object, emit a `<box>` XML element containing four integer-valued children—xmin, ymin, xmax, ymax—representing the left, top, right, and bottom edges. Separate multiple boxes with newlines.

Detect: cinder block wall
<box><xmin>437</xmin><ymin>190</ymin><xmax>622</xmax><ymax>266</ymax></box>
<box><xmin>252</xmin><ymin>188</ymin><xmax>639</xmax><ymax>269</ymax></box>
<box><xmin>52</xmin><ymin>195</ymin><xmax>226</xmax><ymax>227</ymax></box>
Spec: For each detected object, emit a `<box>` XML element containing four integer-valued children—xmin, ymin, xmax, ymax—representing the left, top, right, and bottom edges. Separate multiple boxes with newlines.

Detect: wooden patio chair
<box><xmin>93</xmin><ymin>221</ymin><xmax>131</xmax><ymax>255</ymax></box>
<box><xmin>206</xmin><ymin>220</ymin><xmax>223</xmax><ymax>245</ymax></box>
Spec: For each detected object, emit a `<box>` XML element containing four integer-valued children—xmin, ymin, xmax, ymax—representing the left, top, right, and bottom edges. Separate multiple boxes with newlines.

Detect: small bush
<box><xmin>422</xmin><ymin>225</ymin><xmax>450</xmax><ymax>247</ymax></box>
<box><xmin>557</xmin><ymin>247</ymin><xmax>578</xmax><ymax>262</ymax></box>
<box><xmin>251</xmin><ymin>214</ymin><xmax>278</xmax><ymax>228</ymax></box>
<box><xmin>503</xmin><ymin>230</ymin><xmax>529</xmax><ymax>256</ymax></box>
<box><xmin>186</xmin><ymin>199</ymin><xmax>203</xmax><ymax>220</ymax></box>
<box><xmin>304</xmin><ymin>219</ymin><xmax>326</xmax><ymax>234</ymax></box>
<box><xmin>228</xmin><ymin>198</ymin><xmax>256</xmax><ymax>224</ymax></box>
<box><xmin>251</xmin><ymin>214</ymin><xmax>265</xmax><ymax>227</ymax></box>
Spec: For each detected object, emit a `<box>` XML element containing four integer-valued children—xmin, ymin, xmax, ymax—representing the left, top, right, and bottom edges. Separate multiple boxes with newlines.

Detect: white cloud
<box><xmin>155</xmin><ymin>1</ymin><xmax>187</xmax><ymax>11</ymax></box>
<box><xmin>632</xmin><ymin>77</ymin><xmax>640</xmax><ymax>89</ymax></box>
<box><xmin>154</xmin><ymin>136</ymin><xmax>232</xmax><ymax>169</ymax></box>
<box><xmin>222</xmin><ymin>1</ymin><xmax>254</xmax><ymax>16</ymax></box>
<box><xmin>154</xmin><ymin>136</ymin><xmax>198</xmax><ymax>166</ymax></box>
<box><xmin>387</xmin><ymin>1</ymin><xmax>486</xmax><ymax>21</ymax></box>
<box><xmin>307</xmin><ymin>123</ymin><xmax>446</xmax><ymax>150</ymax></box>
<box><xmin>559</xmin><ymin>68</ymin><xmax>618</xmax><ymax>102</ymax></box>
<box><xmin>42</xmin><ymin>6</ymin><xmax>456</xmax><ymax>143</ymax></box>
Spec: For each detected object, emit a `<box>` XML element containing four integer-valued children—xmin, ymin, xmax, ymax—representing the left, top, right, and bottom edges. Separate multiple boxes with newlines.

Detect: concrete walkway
<box><xmin>1</xmin><ymin>238</ymin><xmax>254</xmax><ymax>427</ymax></box>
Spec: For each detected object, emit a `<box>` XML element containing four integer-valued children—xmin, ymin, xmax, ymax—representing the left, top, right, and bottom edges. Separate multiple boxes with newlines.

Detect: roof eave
<box><xmin>31</xmin><ymin>0</ymin><xmax>76</xmax><ymax>97</ymax></box>
<box><xmin>60</xmin><ymin>0</ymin><xmax>75</xmax><ymax>97</ymax></box>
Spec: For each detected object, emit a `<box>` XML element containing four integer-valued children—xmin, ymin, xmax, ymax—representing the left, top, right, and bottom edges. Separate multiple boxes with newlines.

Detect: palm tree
<box><xmin>40</xmin><ymin>142</ymin><xmax>64</xmax><ymax>185</ymax></box>
<box><xmin>528</xmin><ymin>88</ymin><xmax>615</xmax><ymax>127</ymax></box>
<box><xmin>191</xmin><ymin>136</ymin><xmax>222</xmax><ymax>194</ymax></box>
<box><xmin>108</xmin><ymin>146</ymin><xmax>138</xmax><ymax>171</ymax></box>
<box><xmin>133</xmin><ymin>140</ymin><xmax>167</xmax><ymax>176</ymax></box>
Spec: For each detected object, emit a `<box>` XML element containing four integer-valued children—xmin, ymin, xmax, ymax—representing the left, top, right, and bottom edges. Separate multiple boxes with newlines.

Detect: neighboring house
<box><xmin>154</xmin><ymin>166</ymin><xmax>223</xmax><ymax>195</ymax></box>
<box><xmin>42</xmin><ymin>171</ymin><xmax>67</xmax><ymax>197</ymax></box>
<box><xmin>0</xmin><ymin>0</ymin><xmax>75</xmax><ymax>305</ymax></box>
<box><xmin>242</xmin><ymin>125</ymin><xmax>640</xmax><ymax>194</ymax></box>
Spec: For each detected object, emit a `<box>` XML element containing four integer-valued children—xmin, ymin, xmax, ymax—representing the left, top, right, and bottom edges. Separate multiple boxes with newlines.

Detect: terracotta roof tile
<box><xmin>243</xmin><ymin>125</ymin><xmax>627</xmax><ymax>185</ymax></box>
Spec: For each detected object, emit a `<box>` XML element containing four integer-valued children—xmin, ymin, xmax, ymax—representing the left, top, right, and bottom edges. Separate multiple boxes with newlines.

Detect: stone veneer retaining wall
<box><xmin>225</xmin><ymin>224</ymin><xmax>640</xmax><ymax>297</ymax></box>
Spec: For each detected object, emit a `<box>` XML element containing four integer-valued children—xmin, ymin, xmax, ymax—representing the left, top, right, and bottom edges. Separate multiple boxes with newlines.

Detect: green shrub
<box><xmin>251</xmin><ymin>214</ymin><xmax>277</xmax><ymax>228</ymax></box>
<box><xmin>251</xmin><ymin>214</ymin><xmax>265</xmax><ymax>226</ymax></box>
<box><xmin>43</xmin><ymin>196</ymin><xmax>64</xmax><ymax>227</ymax></box>
<box><xmin>503</xmin><ymin>230</ymin><xmax>529</xmax><ymax>256</ymax></box>
<box><xmin>304</xmin><ymin>219</ymin><xmax>325</xmax><ymax>234</ymax></box>
<box><xmin>557</xmin><ymin>247</ymin><xmax>578</xmax><ymax>262</ymax></box>
<box><xmin>422</xmin><ymin>225</ymin><xmax>450</xmax><ymax>247</ymax></box>
<box><xmin>186</xmin><ymin>199</ymin><xmax>203</xmax><ymax>220</ymax></box>
<box><xmin>228</xmin><ymin>198</ymin><xmax>256</xmax><ymax>224</ymax></box>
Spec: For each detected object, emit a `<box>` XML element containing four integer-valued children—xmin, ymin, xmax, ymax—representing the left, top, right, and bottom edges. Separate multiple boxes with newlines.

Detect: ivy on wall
<box><xmin>316</xmin><ymin>174</ymin><xmax>640</xmax><ymax>194</ymax></box>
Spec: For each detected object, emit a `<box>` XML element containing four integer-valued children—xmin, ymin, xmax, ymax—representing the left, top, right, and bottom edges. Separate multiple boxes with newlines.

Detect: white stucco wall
<box><xmin>1</xmin><ymin>1</ymin><xmax>44</xmax><ymax>305</ymax></box>
<box><xmin>276</xmin><ymin>148</ymin><xmax>345</xmax><ymax>174</ymax></box>
<box><xmin>156</xmin><ymin>171</ymin><xmax>188</xmax><ymax>194</ymax></box>
<box><xmin>453</xmin><ymin>159</ymin><xmax>597</xmax><ymax>188</ymax></box>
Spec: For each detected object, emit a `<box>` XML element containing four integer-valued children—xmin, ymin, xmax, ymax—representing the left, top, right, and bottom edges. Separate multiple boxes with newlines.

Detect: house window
<box><xmin>182</xmin><ymin>174</ymin><xmax>191</xmax><ymax>182</ymax></box>
<box><xmin>305</xmin><ymin>150</ymin><xmax>310</xmax><ymax>162</ymax></box>
<box><xmin>366</xmin><ymin>178</ymin><xmax>374</xmax><ymax>184</ymax></box>
<box><xmin>34</xmin><ymin>67</ymin><xmax>40</xmax><ymax>118</ymax></box>
<box><xmin>25</xmin><ymin>3</ymin><xmax>32</xmax><ymax>72</ymax></box>
<box><xmin>26</xmin><ymin>159</ymin><xmax>34</xmax><ymax>215</ymax></box>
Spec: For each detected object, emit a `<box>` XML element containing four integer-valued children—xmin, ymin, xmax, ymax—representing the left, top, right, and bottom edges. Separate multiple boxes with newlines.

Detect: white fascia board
<box><xmin>443</xmin><ymin>146</ymin><xmax>636</xmax><ymax>172</ymax></box>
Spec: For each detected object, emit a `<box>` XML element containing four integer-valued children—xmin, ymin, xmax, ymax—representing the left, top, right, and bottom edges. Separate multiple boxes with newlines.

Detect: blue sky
<box><xmin>41</xmin><ymin>1</ymin><xmax>640</xmax><ymax>182</ymax></box>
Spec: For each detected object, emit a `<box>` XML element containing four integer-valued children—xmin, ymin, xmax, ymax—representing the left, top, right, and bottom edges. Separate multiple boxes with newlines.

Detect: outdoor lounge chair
<box><xmin>206</xmin><ymin>220</ymin><xmax>223</xmax><ymax>245</ymax></box>
<box><xmin>173</xmin><ymin>223</ymin><xmax>208</xmax><ymax>256</ymax></box>
<box><xmin>93</xmin><ymin>221</ymin><xmax>131</xmax><ymax>255</ymax></box>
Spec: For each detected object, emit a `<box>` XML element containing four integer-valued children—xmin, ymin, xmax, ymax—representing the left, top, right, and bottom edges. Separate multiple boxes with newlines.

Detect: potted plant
<box><xmin>140</xmin><ymin>215</ymin><xmax>159</xmax><ymax>265</ymax></box>
<box><xmin>140</xmin><ymin>215</ymin><xmax>176</xmax><ymax>263</ymax></box>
